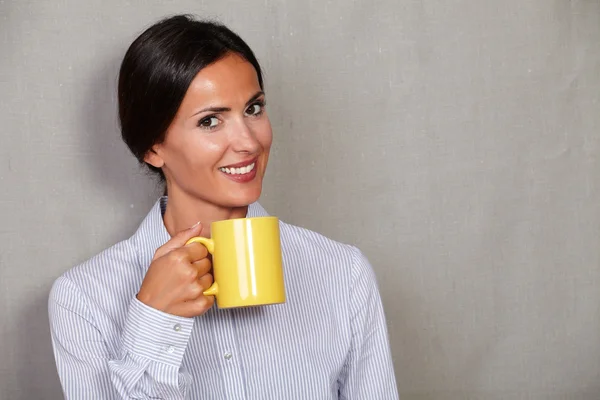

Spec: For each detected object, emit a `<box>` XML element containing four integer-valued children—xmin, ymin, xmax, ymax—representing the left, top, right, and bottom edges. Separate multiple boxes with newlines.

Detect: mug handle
<box><xmin>185</xmin><ymin>237</ymin><xmax>218</xmax><ymax>297</ymax></box>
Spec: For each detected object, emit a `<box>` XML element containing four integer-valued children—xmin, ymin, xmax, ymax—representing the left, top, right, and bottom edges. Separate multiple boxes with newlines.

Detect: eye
<box><xmin>245</xmin><ymin>101</ymin><xmax>265</xmax><ymax>117</ymax></box>
<box><xmin>198</xmin><ymin>116</ymin><xmax>220</xmax><ymax>130</ymax></box>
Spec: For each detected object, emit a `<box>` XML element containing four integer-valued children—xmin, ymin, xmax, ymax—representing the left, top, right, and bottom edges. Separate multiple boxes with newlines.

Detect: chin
<box><xmin>223</xmin><ymin>188</ymin><xmax>262</xmax><ymax>208</ymax></box>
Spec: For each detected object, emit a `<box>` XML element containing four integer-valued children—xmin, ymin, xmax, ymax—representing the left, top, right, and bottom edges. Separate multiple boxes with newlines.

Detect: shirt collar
<box><xmin>134</xmin><ymin>196</ymin><xmax>270</xmax><ymax>270</ymax></box>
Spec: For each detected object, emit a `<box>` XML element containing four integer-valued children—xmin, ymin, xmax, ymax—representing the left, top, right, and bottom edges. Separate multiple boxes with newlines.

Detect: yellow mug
<box><xmin>185</xmin><ymin>216</ymin><xmax>286</xmax><ymax>308</ymax></box>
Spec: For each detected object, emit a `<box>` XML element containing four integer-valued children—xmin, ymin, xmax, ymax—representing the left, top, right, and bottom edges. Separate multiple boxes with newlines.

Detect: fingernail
<box><xmin>190</xmin><ymin>221</ymin><xmax>201</xmax><ymax>229</ymax></box>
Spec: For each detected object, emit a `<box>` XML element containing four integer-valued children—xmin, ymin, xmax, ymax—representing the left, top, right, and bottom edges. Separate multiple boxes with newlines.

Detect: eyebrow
<box><xmin>191</xmin><ymin>91</ymin><xmax>265</xmax><ymax>117</ymax></box>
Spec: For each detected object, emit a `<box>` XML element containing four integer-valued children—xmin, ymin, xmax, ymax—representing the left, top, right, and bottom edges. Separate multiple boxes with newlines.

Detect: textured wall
<box><xmin>1</xmin><ymin>1</ymin><xmax>599</xmax><ymax>399</ymax></box>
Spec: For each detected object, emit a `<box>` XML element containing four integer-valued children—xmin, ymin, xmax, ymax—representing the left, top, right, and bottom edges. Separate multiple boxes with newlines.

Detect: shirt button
<box><xmin>224</xmin><ymin>352</ymin><xmax>232</xmax><ymax>360</ymax></box>
<box><xmin>166</xmin><ymin>346</ymin><xmax>175</xmax><ymax>354</ymax></box>
<box><xmin>173</xmin><ymin>324</ymin><xmax>181</xmax><ymax>332</ymax></box>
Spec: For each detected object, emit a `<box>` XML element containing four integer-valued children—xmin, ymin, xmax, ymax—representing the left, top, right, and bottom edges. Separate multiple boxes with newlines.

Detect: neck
<box><xmin>162</xmin><ymin>185</ymin><xmax>248</xmax><ymax>238</ymax></box>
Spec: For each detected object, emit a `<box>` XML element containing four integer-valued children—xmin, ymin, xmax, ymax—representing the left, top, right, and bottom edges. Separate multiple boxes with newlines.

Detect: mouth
<box><xmin>218</xmin><ymin>158</ymin><xmax>257</xmax><ymax>176</ymax></box>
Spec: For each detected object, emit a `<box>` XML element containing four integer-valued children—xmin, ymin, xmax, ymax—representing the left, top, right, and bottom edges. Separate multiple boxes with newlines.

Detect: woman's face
<box><xmin>146</xmin><ymin>53</ymin><xmax>272</xmax><ymax>209</ymax></box>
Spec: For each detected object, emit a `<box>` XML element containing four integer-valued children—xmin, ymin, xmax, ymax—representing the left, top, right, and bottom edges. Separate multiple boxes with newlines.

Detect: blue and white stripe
<box><xmin>48</xmin><ymin>197</ymin><xmax>399</xmax><ymax>399</ymax></box>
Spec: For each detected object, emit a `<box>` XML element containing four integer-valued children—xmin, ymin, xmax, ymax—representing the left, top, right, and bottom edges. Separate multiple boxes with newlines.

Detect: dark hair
<box><xmin>117</xmin><ymin>14</ymin><xmax>264</xmax><ymax>181</ymax></box>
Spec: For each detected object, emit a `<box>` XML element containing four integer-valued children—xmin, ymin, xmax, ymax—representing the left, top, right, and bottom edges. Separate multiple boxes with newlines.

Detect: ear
<box><xmin>143</xmin><ymin>145</ymin><xmax>165</xmax><ymax>169</ymax></box>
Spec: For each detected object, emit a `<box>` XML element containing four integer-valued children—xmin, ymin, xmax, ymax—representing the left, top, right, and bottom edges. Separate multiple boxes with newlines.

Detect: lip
<box><xmin>220</xmin><ymin>164</ymin><xmax>258</xmax><ymax>183</ymax></box>
<box><xmin>219</xmin><ymin>157</ymin><xmax>258</xmax><ymax>169</ymax></box>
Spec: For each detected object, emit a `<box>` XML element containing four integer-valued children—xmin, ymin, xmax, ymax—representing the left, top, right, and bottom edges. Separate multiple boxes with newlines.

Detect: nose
<box><xmin>230</xmin><ymin>119</ymin><xmax>260</xmax><ymax>154</ymax></box>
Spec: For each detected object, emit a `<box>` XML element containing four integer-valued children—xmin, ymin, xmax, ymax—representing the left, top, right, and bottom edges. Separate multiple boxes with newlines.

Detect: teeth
<box><xmin>220</xmin><ymin>162</ymin><xmax>255</xmax><ymax>175</ymax></box>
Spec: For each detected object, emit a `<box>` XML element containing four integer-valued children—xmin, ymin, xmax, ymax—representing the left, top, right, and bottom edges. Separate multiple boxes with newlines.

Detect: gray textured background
<box><xmin>1</xmin><ymin>1</ymin><xmax>599</xmax><ymax>399</ymax></box>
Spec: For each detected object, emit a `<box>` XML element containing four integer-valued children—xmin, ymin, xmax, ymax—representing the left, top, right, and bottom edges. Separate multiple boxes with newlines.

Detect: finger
<box><xmin>193</xmin><ymin>258</ymin><xmax>212</xmax><ymax>276</ymax></box>
<box><xmin>182</xmin><ymin>280</ymin><xmax>203</xmax><ymax>300</ymax></box>
<box><xmin>160</xmin><ymin>241</ymin><xmax>208</xmax><ymax>267</ymax></box>
<box><xmin>181</xmin><ymin>273</ymin><xmax>212</xmax><ymax>301</ymax></box>
<box><xmin>154</xmin><ymin>222</ymin><xmax>202</xmax><ymax>260</ymax></box>
<box><xmin>178</xmin><ymin>242</ymin><xmax>209</xmax><ymax>263</ymax></box>
<box><xmin>180</xmin><ymin>273</ymin><xmax>213</xmax><ymax>302</ymax></box>
<box><xmin>172</xmin><ymin>296</ymin><xmax>215</xmax><ymax>318</ymax></box>
<box><xmin>197</xmin><ymin>272</ymin><xmax>214</xmax><ymax>291</ymax></box>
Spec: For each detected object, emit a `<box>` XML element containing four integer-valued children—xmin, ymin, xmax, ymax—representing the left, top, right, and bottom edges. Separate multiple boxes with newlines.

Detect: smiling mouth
<box><xmin>219</xmin><ymin>162</ymin><xmax>256</xmax><ymax>175</ymax></box>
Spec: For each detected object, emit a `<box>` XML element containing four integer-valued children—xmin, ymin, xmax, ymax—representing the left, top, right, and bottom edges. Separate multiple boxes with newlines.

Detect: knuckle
<box><xmin>169</xmin><ymin>250</ymin><xmax>187</xmax><ymax>264</ymax></box>
<box><xmin>189</xmin><ymin>282</ymin><xmax>202</xmax><ymax>298</ymax></box>
<box><xmin>186</xmin><ymin>267</ymin><xmax>198</xmax><ymax>280</ymax></box>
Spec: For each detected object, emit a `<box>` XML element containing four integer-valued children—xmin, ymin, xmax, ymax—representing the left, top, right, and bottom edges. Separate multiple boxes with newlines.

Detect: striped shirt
<box><xmin>49</xmin><ymin>197</ymin><xmax>399</xmax><ymax>399</ymax></box>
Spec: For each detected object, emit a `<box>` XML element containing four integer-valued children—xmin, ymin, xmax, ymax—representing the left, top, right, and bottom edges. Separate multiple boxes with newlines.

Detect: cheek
<box><xmin>256</xmin><ymin>120</ymin><xmax>273</xmax><ymax>150</ymax></box>
<box><xmin>196</xmin><ymin>138</ymin><xmax>228</xmax><ymax>158</ymax></box>
<box><xmin>171</xmin><ymin>134</ymin><xmax>228</xmax><ymax>172</ymax></box>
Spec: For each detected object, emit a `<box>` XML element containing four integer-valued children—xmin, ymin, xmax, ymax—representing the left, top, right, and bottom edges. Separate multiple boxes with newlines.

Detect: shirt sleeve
<box><xmin>338</xmin><ymin>247</ymin><xmax>400</xmax><ymax>399</ymax></box>
<box><xmin>48</xmin><ymin>275</ymin><xmax>195</xmax><ymax>399</ymax></box>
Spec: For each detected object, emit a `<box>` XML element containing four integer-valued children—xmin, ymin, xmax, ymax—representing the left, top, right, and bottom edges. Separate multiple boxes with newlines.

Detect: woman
<box><xmin>49</xmin><ymin>14</ymin><xmax>398</xmax><ymax>399</ymax></box>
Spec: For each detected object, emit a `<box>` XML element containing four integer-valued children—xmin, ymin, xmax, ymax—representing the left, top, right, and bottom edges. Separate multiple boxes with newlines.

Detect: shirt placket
<box><xmin>214</xmin><ymin>309</ymin><xmax>246</xmax><ymax>400</ymax></box>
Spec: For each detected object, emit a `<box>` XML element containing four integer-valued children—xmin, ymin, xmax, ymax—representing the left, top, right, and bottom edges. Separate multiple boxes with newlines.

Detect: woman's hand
<box><xmin>137</xmin><ymin>223</ymin><xmax>215</xmax><ymax>318</ymax></box>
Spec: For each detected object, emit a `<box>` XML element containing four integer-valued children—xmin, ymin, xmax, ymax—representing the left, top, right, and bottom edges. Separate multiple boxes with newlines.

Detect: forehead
<box><xmin>183</xmin><ymin>53</ymin><xmax>261</xmax><ymax>107</ymax></box>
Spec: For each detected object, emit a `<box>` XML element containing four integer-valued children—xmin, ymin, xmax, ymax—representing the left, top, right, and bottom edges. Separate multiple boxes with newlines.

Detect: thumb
<box><xmin>154</xmin><ymin>222</ymin><xmax>202</xmax><ymax>260</ymax></box>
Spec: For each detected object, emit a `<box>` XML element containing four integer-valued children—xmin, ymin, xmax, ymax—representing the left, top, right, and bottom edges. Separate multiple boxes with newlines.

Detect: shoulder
<box><xmin>64</xmin><ymin>238</ymin><xmax>139</xmax><ymax>285</ymax></box>
<box><xmin>49</xmin><ymin>238</ymin><xmax>141</xmax><ymax>312</ymax></box>
<box><xmin>279</xmin><ymin>220</ymin><xmax>372</xmax><ymax>275</ymax></box>
<box><xmin>278</xmin><ymin>220</ymin><xmax>382</xmax><ymax>322</ymax></box>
